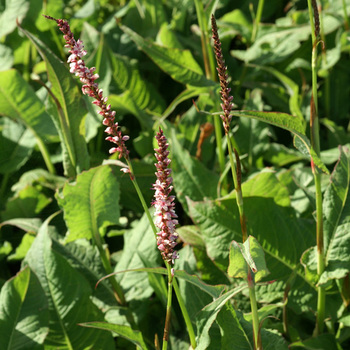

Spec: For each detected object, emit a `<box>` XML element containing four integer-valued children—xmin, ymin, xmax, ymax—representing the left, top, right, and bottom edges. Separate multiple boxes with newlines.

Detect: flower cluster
<box><xmin>44</xmin><ymin>15</ymin><xmax>129</xmax><ymax>160</ymax></box>
<box><xmin>152</xmin><ymin>128</ymin><xmax>179</xmax><ymax>265</ymax></box>
<box><xmin>211</xmin><ymin>15</ymin><xmax>234</xmax><ymax>135</ymax></box>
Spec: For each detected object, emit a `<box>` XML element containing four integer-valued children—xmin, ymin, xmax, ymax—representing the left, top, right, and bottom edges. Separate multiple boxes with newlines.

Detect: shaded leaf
<box><xmin>0</xmin><ymin>267</ymin><xmax>49</xmax><ymax>350</ymax></box>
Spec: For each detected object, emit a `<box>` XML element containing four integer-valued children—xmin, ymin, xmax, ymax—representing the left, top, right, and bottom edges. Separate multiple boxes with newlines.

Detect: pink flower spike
<box><xmin>152</xmin><ymin>128</ymin><xmax>179</xmax><ymax>265</ymax></box>
<box><xmin>45</xmin><ymin>15</ymin><xmax>130</xmax><ymax>160</ymax></box>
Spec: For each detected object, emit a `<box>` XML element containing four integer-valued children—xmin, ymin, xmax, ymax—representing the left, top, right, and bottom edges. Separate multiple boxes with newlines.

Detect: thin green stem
<box><xmin>251</xmin><ymin>0</ymin><xmax>265</xmax><ymax>43</ymax></box>
<box><xmin>248</xmin><ymin>271</ymin><xmax>261</xmax><ymax>350</ymax></box>
<box><xmin>307</xmin><ymin>0</ymin><xmax>326</xmax><ymax>335</ymax></box>
<box><xmin>126</xmin><ymin>159</ymin><xmax>197</xmax><ymax>348</ymax></box>
<box><xmin>162</xmin><ymin>264</ymin><xmax>173</xmax><ymax>350</ymax></box>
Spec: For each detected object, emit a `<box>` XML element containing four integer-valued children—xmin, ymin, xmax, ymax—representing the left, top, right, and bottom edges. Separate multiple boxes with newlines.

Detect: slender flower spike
<box><xmin>44</xmin><ymin>15</ymin><xmax>129</xmax><ymax>160</ymax></box>
<box><xmin>211</xmin><ymin>15</ymin><xmax>234</xmax><ymax>135</ymax></box>
<box><xmin>152</xmin><ymin>128</ymin><xmax>179</xmax><ymax>265</ymax></box>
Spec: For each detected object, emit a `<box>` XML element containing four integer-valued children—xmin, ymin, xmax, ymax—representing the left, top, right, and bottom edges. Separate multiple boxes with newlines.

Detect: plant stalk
<box><xmin>251</xmin><ymin>0</ymin><xmax>265</xmax><ymax>43</ymax></box>
<box><xmin>307</xmin><ymin>0</ymin><xmax>326</xmax><ymax>335</ymax></box>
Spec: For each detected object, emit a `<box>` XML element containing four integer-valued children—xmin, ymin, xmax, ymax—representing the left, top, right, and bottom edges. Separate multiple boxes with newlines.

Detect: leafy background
<box><xmin>0</xmin><ymin>0</ymin><xmax>350</xmax><ymax>349</ymax></box>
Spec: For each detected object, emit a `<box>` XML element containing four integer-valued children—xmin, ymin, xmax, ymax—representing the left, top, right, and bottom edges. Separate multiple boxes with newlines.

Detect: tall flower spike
<box><xmin>211</xmin><ymin>15</ymin><xmax>234</xmax><ymax>135</ymax></box>
<box><xmin>44</xmin><ymin>15</ymin><xmax>129</xmax><ymax>160</ymax></box>
<box><xmin>152</xmin><ymin>128</ymin><xmax>179</xmax><ymax>265</ymax></box>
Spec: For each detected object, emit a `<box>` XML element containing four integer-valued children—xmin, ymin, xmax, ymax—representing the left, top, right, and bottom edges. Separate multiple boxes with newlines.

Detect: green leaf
<box><xmin>108</xmin><ymin>50</ymin><xmax>165</xmax><ymax>122</ymax></box>
<box><xmin>228</xmin><ymin>236</ymin><xmax>270</xmax><ymax>283</ymax></box>
<box><xmin>188</xmin><ymin>171</ymin><xmax>317</xmax><ymax>312</ymax></box>
<box><xmin>121</xmin><ymin>25</ymin><xmax>215</xmax><ymax>87</ymax></box>
<box><xmin>0</xmin><ymin>0</ymin><xmax>30</xmax><ymax>37</ymax></box>
<box><xmin>195</xmin><ymin>285</ymin><xmax>250</xmax><ymax>350</ymax></box>
<box><xmin>0</xmin><ymin>267</ymin><xmax>49</xmax><ymax>349</ymax></box>
<box><xmin>106</xmin><ymin>159</ymin><xmax>154</xmax><ymax>213</ymax></box>
<box><xmin>249</xmin><ymin>64</ymin><xmax>304</xmax><ymax>121</ymax></box>
<box><xmin>114</xmin><ymin>210</ymin><xmax>161</xmax><ymax>301</ymax></box>
<box><xmin>0</xmin><ymin>218</ymin><xmax>42</xmax><ymax>233</ymax></box>
<box><xmin>80</xmin><ymin>322</ymin><xmax>149</xmax><ymax>350</ymax></box>
<box><xmin>0</xmin><ymin>44</ymin><xmax>14</xmax><ymax>71</ymax></box>
<box><xmin>230</xmin><ymin>110</ymin><xmax>329</xmax><ymax>174</ymax></box>
<box><xmin>171</xmin><ymin>128</ymin><xmax>219</xmax><ymax>211</ymax></box>
<box><xmin>0</xmin><ymin>117</ymin><xmax>36</xmax><ymax>174</ymax></box>
<box><xmin>1</xmin><ymin>185</ymin><xmax>52</xmax><ymax>221</ymax></box>
<box><xmin>8</xmin><ymin>233</ymin><xmax>36</xmax><ymax>261</ymax></box>
<box><xmin>0</xmin><ymin>69</ymin><xmax>57</xmax><ymax>141</ymax></box>
<box><xmin>56</xmin><ymin>165</ymin><xmax>120</xmax><ymax>242</ymax></box>
<box><xmin>19</xmin><ymin>27</ymin><xmax>90</xmax><ymax>177</ymax></box>
<box><xmin>319</xmin><ymin>146</ymin><xmax>350</xmax><ymax>284</ymax></box>
<box><xmin>24</xmin><ymin>219</ymin><xmax>115</xmax><ymax>349</ymax></box>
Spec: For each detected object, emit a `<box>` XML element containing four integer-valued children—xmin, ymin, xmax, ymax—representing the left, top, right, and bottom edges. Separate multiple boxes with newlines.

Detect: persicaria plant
<box><xmin>0</xmin><ymin>1</ymin><xmax>349</xmax><ymax>350</ymax></box>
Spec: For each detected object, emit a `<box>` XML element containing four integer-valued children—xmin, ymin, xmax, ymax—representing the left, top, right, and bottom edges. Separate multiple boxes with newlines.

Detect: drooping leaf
<box><xmin>0</xmin><ymin>267</ymin><xmax>49</xmax><ymax>350</ymax></box>
<box><xmin>56</xmin><ymin>165</ymin><xmax>120</xmax><ymax>242</ymax></box>
<box><xmin>319</xmin><ymin>146</ymin><xmax>350</xmax><ymax>284</ymax></box>
<box><xmin>121</xmin><ymin>25</ymin><xmax>215</xmax><ymax>87</ymax></box>
<box><xmin>24</xmin><ymin>219</ymin><xmax>115</xmax><ymax>349</ymax></box>
<box><xmin>229</xmin><ymin>110</ymin><xmax>329</xmax><ymax>174</ymax></box>
<box><xmin>19</xmin><ymin>27</ymin><xmax>90</xmax><ymax>177</ymax></box>
<box><xmin>80</xmin><ymin>322</ymin><xmax>149</xmax><ymax>350</ymax></box>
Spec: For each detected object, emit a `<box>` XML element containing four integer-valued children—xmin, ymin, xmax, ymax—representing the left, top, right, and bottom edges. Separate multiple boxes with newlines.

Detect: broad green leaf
<box><xmin>171</xmin><ymin>128</ymin><xmax>219</xmax><ymax>211</ymax></box>
<box><xmin>195</xmin><ymin>285</ymin><xmax>249</xmax><ymax>350</ymax></box>
<box><xmin>0</xmin><ymin>241</ymin><xmax>12</xmax><ymax>261</ymax></box>
<box><xmin>1</xmin><ymin>185</ymin><xmax>52</xmax><ymax>221</ymax></box>
<box><xmin>56</xmin><ymin>165</ymin><xmax>120</xmax><ymax>242</ymax></box>
<box><xmin>80</xmin><ymin>323</ymin><xmax>149</xmax><ymax>350</ymax></box>
<box><xmin>0</xmin><ymin>117</ymin><xmax>36</xmax><ymax>174</ymax></box>
<box><xmin>0</xmin><ymin>0</ymin><xmax>29</xmax><ymax>37</ymax></box>
<box><xmin>20</xmin><ymin>27</ymin><xmax>90</xmax><ymax>177</ymax></box>
<box><xmin>319</xmin><ymin>146</ymin><xmax>350</xmax><ymax>284</ymax></box>
<box><xmin>0</xmin><ymin>267</ymin><xmax>49</xmax><ymax>350</ymax></box>
<box><xmin>24</xmin><ymin>219</ymin><xmax>115</xmax><ymax>349</ymax></box>
<box><xmin>0</xmin><ymin>69</ymin><xmax>57</xmax><ymax>141</ymax></box>
<box><xmin>188</xmin><ymin>171</ymin><xmax>317</xmax><ymax>312</ymax></box>
<box><xmin>177</xmin><ymin>225</ymin><xmax>206</xmax><ymax>249</ymax></box>
<box><xmin>121</xmin><ymin>25</ymin><xmax>215</xmax><ymax>87</ymax></box>
<box><xmin>228</xmin><ymin>236</ymin><xmax>270</xmax><ymax>283</ymax></box>
<box><xmin>114</xmin><ymin>210</ymin><xmax>161</xmax><ymax>301</ymax></box>
<box><xmin>230</xmin><ymin>110</ymin><xmax>329</xmax><ymax>174</ymax></box>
